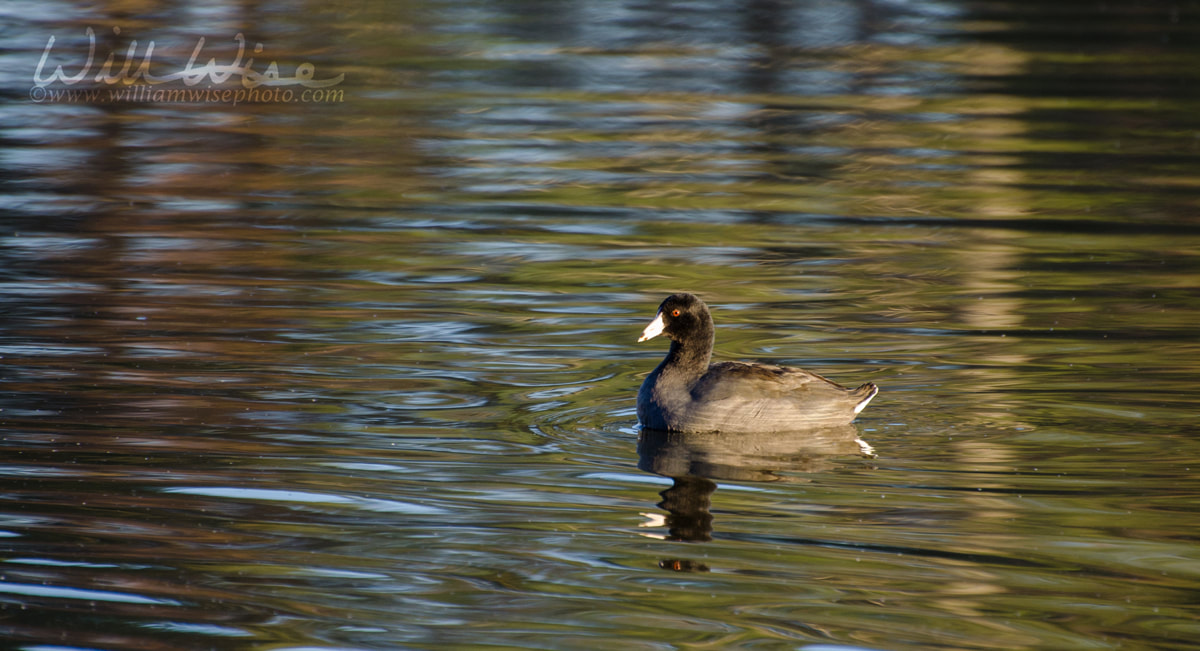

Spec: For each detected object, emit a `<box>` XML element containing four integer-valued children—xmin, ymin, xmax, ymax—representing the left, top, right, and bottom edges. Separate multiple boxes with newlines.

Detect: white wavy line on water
<box><xmin>161</xmin><ymin>486</ymin><xmax>448</xmax><ymax>515</ymax></box>
<box><xmin>0</xmin><ymin>581</ymin><xmax>180</xmax><ymax>605</ymax></box>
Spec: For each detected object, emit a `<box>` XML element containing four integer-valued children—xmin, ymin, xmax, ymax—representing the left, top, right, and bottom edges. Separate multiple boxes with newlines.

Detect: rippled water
<box><xmin>2</xmin><ymin>1</ymin><xmax>1199</xmax><ymax>649</ymax></box>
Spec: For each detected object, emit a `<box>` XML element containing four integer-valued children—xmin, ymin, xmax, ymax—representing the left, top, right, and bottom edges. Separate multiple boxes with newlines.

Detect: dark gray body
<box><xmin>638</xmin><ymin>358</ymin><xmax>877</xmax><ymax>433</ymax></box>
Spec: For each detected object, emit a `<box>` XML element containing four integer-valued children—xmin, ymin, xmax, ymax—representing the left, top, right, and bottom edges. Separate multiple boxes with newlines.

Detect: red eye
<box><xmin>671</xmin><ymin>309</ymin><xmax>681</xmax><ymax>317</ymax></box>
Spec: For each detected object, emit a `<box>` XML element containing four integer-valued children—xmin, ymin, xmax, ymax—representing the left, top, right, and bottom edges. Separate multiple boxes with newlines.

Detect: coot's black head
<box><xmin>638</xmin><ymin>293</ymin><xmax>713</xmax><ymax>344</ymax></box>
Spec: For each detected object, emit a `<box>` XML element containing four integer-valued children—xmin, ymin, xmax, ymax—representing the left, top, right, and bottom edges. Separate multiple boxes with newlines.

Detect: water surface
<box><xmin>1</xmin><ymin>1</ymin><xmax>1199</xmax><ymax>649</ymax></box>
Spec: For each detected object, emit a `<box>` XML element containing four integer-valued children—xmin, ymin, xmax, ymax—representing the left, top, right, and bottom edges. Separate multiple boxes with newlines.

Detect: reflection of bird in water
<box><xmin>638</xmin><ymin>424</ymin><xmax>874</xmax><ymax>484</ymax></box>
<box><xmin>659</xmin><ymin>558</ymin><xmax>710</xmax><ymax>573</ymax></box>
<box><xmin>653</xmin><ymin>474</ymin><xmax>717</xmax><ymax>543</ymax></box>
<box><xmin>637</xmin><ymin>424</ymin><xmax>876</xmax><ymax>556</ymax></box>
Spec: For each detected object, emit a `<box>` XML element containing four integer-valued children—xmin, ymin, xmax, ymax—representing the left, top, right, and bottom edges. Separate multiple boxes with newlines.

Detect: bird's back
<box><xmin>668</xmin><ymin>361</ymin><xmax>876</xmax><ymax>432</ymax></box>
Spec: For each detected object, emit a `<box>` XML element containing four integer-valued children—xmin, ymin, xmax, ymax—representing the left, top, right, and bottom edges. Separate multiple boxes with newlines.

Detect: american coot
<box><xmin>636</xmin><ymin>293</ymin><xmax>877</xmax><ymax>433</ymax></box>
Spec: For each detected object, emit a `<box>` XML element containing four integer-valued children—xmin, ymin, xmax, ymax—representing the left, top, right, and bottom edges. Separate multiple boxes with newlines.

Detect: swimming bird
<box><xmin>636</xmin><ymin>293</ymin><xmax>877</xmax><ymax>433</ymax></box>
